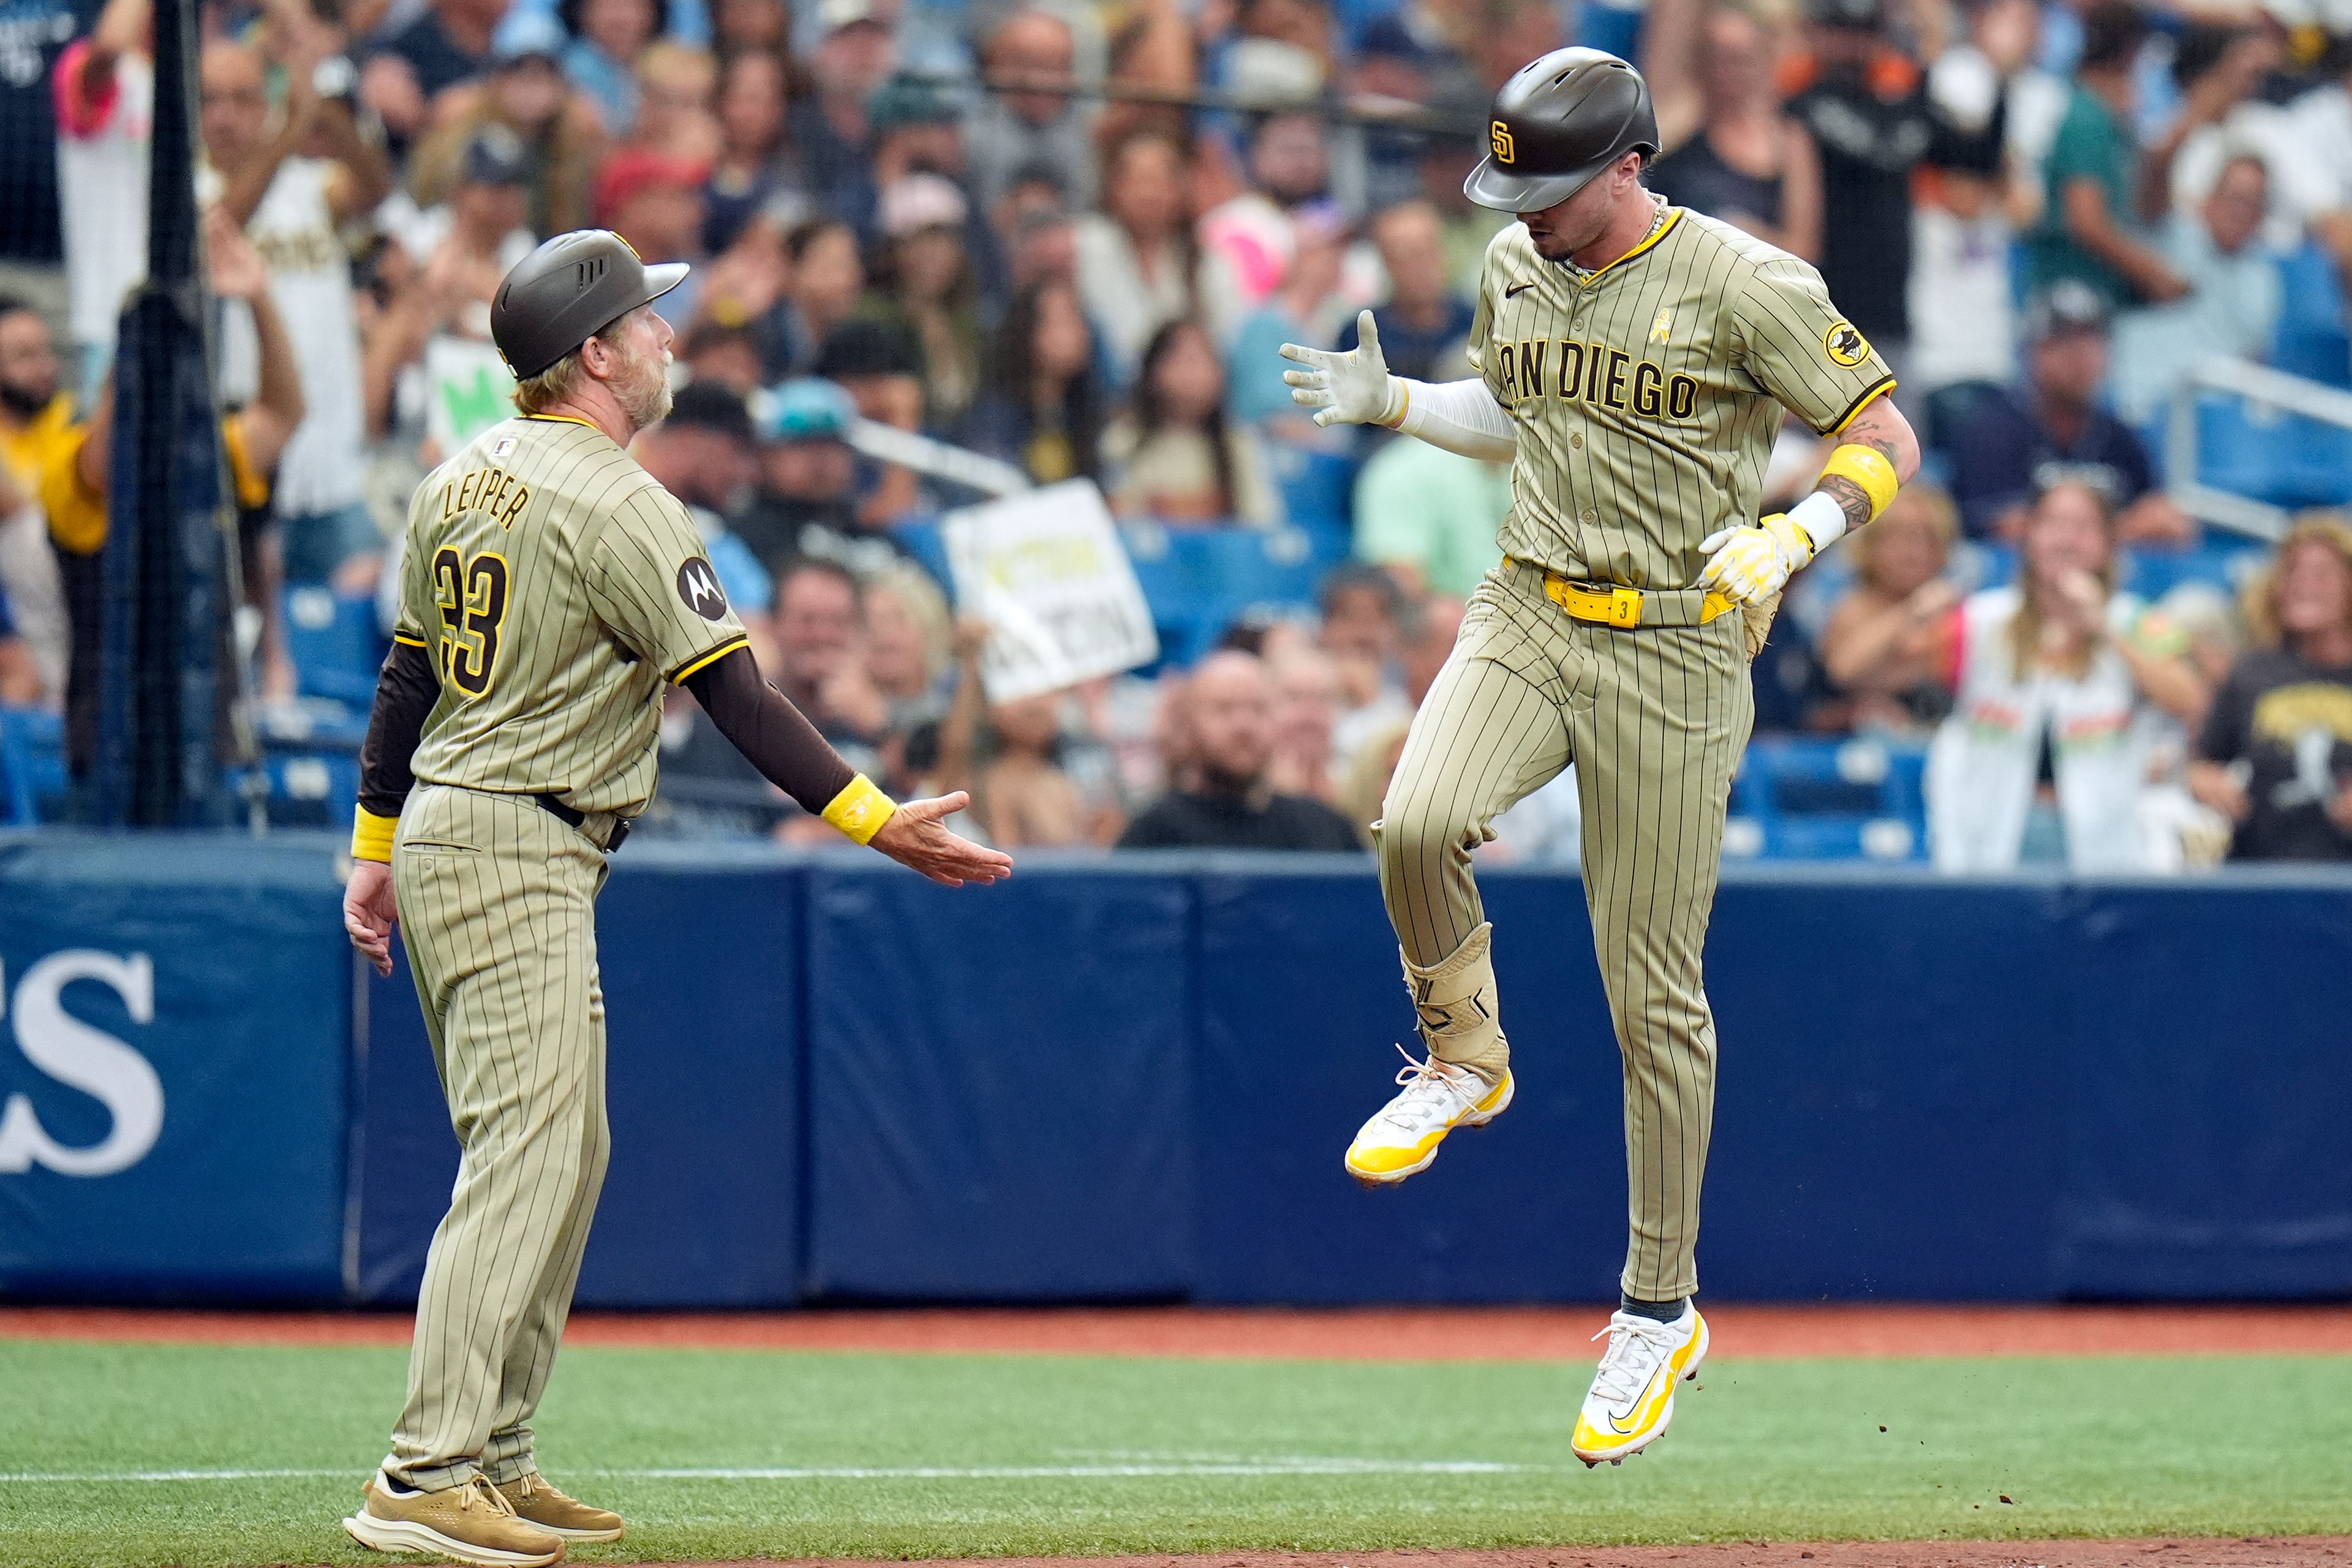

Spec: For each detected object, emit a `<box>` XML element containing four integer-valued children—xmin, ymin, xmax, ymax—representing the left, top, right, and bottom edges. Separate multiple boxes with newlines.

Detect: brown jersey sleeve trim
<box><xmin>1820</xmin><ymin>375</ymin><xmax>1898</xmax><ymax>437</ymax></box>
<box><xmin>390</xmin><ymin>630</ymin><xmax>429</xmax><ymax>649</ymax></box>
<box><xmin>668</xmin><ymin>633</ymin><xmax>750</xmax><ymax>684</ymax></box>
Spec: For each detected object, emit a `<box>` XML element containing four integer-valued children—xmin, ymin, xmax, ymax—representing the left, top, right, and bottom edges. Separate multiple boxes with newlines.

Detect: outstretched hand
<box><xmin>869</xmin><ymin>791</ymin><xmax>1015</xmax><ymax>887</ymax></box>
<box><xmin>343</xmin><ymin>859</ymin><xmax>399</xmax><ymax>977</ymax></box>
<box><xmin>1280</xmin><ymin>309</ymin><xmax>1400</xmax><ymax>428</ymax></box>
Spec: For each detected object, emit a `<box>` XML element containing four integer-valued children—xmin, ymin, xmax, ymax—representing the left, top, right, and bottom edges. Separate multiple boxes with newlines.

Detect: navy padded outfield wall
<box><xmin>1</xmin><ymin>835</ymin><xmax>2347</xmax><ymax>1305</ymax></box>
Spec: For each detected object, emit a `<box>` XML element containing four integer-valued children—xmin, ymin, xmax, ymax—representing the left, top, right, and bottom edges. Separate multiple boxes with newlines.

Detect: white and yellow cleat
<box><xmin>1343</xmin><ymin>1046</ymin><xmax>1513</xmax><ymax>1186</ymax></box>
<box><xmin>1571</xmin><ymin>1303</ymin><xmax>1709</xmax><ymax>1466</ymax></box>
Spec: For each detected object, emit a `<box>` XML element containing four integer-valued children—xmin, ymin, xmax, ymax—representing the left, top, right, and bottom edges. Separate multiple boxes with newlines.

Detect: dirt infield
<box><xmin>6</xmin><ymin>1303</ymin><xmax>2352</xmax><ymax>1359</ymax></box>
<box><xmin>671</xmin><ymin>1544</ymin><xmax>2352</xmax><ymax>1568</ymax></box>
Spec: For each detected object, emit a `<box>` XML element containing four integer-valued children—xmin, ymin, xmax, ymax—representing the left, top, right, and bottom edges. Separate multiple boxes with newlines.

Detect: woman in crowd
<box><xmin>1641</xmin><ymin>0</ymin><xmax>1822</xmax><ymax>260</ymax></box>
<box><xmin>1817</xmin><ymin>482</ymin><xmax>1963</xmax><ymax>732</ymax></box>
<box><xmin>559</xmin><ymin>0</ymin><xmax>658</xmax><ymax>134</ymax></box>
<box><xmin>932</xmin><ymin>622</ymin><xmax>1124</xmax><ymax>846</ymax></box>
<box><xmin>768</xmin><ymin>217</ymin><xmax>864</xmax><ymax>378</ymax></box>
<box><xmin>869</xmin><ymin>175</ymin><xmax>986</xmax><ymax>432</ymax></box>
<box><xmin>963</xmin><ymin>277</ymin><xmax>1107</xmax><ymax>486</ymax></box>
<box><xmin>1076</xmin><ymin>129</ymin><xmax>1240</xmax><ymax>381</ymax></box>
<box><xmin>2189</xmin><ymin>514</ymin><xmax>2352</xmax><ymax>861</ymax></box>
<box><xmin>1102</xmin><ymin>318</ymin><xmax>1280</xmax><ymax>526</ymax></box>
<box><xmin>703</xmin><ymin>48</ymin><xmax>802</xmax><ymax>252</ymax></box>
<box><xmin>628</xmin><ymin>41</ymin><xmax>723</xmax><ymax>164</ymax></box>
<box><xmin>1928</xmin><ymin>478</ymin><xmax>2206</xmax><ymax>871</ymax></box>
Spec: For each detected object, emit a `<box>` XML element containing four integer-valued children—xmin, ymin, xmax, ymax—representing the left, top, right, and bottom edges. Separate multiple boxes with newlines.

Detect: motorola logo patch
<box><xmin>676</xmin><ymin>557</ymin><xmax>729</xmax><ymax>620</ymax></box>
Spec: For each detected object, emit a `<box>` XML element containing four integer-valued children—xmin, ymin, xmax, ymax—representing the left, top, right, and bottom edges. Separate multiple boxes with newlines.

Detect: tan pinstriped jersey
<box><xmin>1466</xmin><ymin>202</ymin><xmax>1895</xmax><ymax>590</ymax></box>
<box><xmin>394</xmin><ymin>412</ymin><xmax>748</xmax><ymax>818</ymax></box>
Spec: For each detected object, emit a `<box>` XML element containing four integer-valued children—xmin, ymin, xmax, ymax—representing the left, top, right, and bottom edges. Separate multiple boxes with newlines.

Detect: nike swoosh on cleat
<box><xmin>1505</xmin><ymin>281</ymin><xmax>1537</xmax><ymax>298</ymax></box>
<box><xmin>1606</xmin><ymin>1367</ymin><xmax>1669</xmax><ymax>1435</ymax></box>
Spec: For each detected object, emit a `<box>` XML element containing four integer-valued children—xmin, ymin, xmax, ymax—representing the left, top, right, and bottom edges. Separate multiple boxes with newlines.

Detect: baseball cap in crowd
<box><xmin>592</xmin><ymin>149</ymin><xmax>712</xmax><ymax>227</ymax></box>
<box><xmin>666</xmin><ymin>378</ymin><xmax>756</xmax><ymax>443</ymax></box>
<box><xmin>878</xmin><ymin>172</ymin><xmax>968</xmax><ymax>238</ymax></box>
<box><xmin>462</xmin><ymin>125</ymin><xmax>531</xmax><ymax>187</ymax></box>
<box><xmin>867</xmin><ymin>74</ymin><xmax>960</xmax><ymax>132</ymax></box>
<box><xmin>818</xmin><ymin>0</ymin><xmax>886</xmax><ymax>34</ymax></box>
<box><xmin>1355</xmin><ymin>15</ymin><xmax>1436</xmax><ymax>64</ymax></box>
<box><xmin>753</xmin><ymin>377</ymin><xmax>858</xmax><ymax>442</ymax></box>
<box><xmin>492</xmin><ymin>8</ymin><xmax>567</xmax><ymax>65</ymax></box>
<box><xmin>2026</xmin><ymin>279</ymin><xmax>2112</xmax><ymax>342</ymax></box>
<box><xmin>812</xmin><ymin>318</ymin><xmax>923</xmax><ymax>382</ymax></box>
<box><xmin>1806</xmin><ymin>0</ymin><xmax>1887</xmax><ymax>31</ymax></box>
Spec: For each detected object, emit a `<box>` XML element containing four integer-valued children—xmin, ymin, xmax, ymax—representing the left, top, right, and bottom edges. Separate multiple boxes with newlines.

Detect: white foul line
<box><xmin>0</xmin><ymin>1458</ymin><xmax>1537</xmax><ymax>1485</ymax></box>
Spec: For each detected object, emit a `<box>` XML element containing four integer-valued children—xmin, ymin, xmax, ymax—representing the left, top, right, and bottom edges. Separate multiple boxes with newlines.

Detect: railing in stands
<box><xmin>2166</xmin><ymin>355</ymin><xmax>2352</xmax><ymax>540</ymax></box>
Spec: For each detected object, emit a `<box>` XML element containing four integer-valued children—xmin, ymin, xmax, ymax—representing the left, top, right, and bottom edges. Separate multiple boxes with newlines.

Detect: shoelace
<box><xmin>1379</xmin><ymin>1043</ymin><xmax>1478</xmax><ymax>1129</ymax></box>
<box><xmin>1588</xmin><ymin>1314</ymin><xmax>1679</xmax><ymax>1407</ymax></box>
<box><xmin>456</xmin><ymin>1477</ymin><xmax>518</xmax><ymax>1517</ymax></box>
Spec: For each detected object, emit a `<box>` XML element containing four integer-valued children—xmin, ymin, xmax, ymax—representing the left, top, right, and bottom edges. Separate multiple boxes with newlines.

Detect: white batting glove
<box><xmin>1697</xmin><ymin>513</ymin><xmax>1817</xmax><ymax>606</ymax></box>
<box><xmin>1280</xmin><ymin>309</ymin><xmax>1403</xmax><ymax>428</ymax></box>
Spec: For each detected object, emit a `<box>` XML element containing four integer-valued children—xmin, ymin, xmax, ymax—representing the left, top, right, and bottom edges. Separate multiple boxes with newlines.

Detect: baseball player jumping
<box><xmin>1282</xmin><ymin>50</ymin><xmax>1918</xmax><ymax>1466</ymax></box>
<box><xmin>339</xmin><ymin>231</ymin><xmax>1011</xmax><ymax>1567</ymax></box>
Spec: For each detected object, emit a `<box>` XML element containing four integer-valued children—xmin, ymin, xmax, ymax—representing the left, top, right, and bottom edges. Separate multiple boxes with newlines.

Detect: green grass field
<box><xmin>3</xmin><ymin>1339</ymin><xmax>2349</xmax><ymax>1567</ymax></box>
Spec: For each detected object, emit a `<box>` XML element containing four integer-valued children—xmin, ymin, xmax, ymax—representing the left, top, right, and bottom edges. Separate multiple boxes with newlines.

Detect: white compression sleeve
<box><xmin>1387</xmin><ymin>377</ymin><xmax>1517</xmax><ymax>462</ymax></box>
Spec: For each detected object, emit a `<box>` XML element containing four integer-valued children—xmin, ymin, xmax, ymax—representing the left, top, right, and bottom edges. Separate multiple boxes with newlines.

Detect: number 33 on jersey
<box><xmin>392</xmin><ymin>413</ymin><xmax>750</xmax><ymax>820</ymax></box>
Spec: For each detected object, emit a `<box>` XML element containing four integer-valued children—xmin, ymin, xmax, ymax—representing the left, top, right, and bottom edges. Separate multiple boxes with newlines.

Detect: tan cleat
<box><xmin>495</xmin><ymin>1472</ymin><xmax>625</xmax><ymax>1542</ymax></box>
<box><xmin>342</xmin><ymin>1472</ymin><xmax>567</xmax><ymax>1566</ymax></box>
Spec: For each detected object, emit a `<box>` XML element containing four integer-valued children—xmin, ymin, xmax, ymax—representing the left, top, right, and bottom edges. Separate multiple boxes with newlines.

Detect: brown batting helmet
<box><xmin>491</xmin><ymin>229</ymin><xmax>689</xmax><ymax>381</ymax></box>
<box><xmin>1463</xmin><ymin>49</ymin><xmax>1659</xmax><ymax>214</ymax></box>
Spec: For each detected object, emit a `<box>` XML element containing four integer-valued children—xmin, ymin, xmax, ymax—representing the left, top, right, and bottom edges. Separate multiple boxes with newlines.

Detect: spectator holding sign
<box><xmin>933</xmin><ymin>620</ymin><xmax>1118</xmax><ymax>847</ymax></box>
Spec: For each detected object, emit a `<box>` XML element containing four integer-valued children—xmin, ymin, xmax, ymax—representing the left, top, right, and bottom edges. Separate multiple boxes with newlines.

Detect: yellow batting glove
<box><xmin>1697</xmin><ymin>514</ymin><xmax>1814</xmax><ymax>605</ymax></box>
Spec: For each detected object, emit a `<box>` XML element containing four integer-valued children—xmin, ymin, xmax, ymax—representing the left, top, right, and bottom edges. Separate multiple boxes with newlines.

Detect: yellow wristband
<box><xmin>350</xmin><ymin>805</ymin><xmax>398</xmax><ymax>864</ymax></box>
<box><xmin>1821</xmin><ymin>443</ymin><xmax>1900</xmax><ymax>522</ymax></box>
<box><xmin>821</xmin><ymin>773</ymin><xmax>898</xmax><ymax>845</ymax></box>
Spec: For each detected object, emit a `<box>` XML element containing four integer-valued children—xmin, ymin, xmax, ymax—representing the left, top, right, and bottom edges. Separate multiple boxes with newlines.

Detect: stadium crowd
<box><xmin>1</xmin><ymin>0</ymin><xmax>2350</xmax><ymax>867</ymax></box>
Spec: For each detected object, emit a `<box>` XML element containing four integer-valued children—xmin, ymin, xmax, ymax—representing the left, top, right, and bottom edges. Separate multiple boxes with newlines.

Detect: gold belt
<box><xmin>1505</xmin><ymin>558</ymin><xmax>1736</xmax><ymax>629</ymax></box>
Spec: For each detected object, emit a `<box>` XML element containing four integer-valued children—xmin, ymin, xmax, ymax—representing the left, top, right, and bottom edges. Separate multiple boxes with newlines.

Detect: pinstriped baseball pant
<box><xmin>383</xmin><ymin>785</ymin><xmax>611</xmax><ymax>1491</ymax></box>
<box><xmin>1374</xmin><ymin>562</ymin><xmax>1754</xmax><ymax>1300</ymax></box>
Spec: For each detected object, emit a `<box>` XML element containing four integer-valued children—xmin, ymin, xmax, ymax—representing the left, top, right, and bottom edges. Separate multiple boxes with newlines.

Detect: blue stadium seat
<box><xmin>888</xmin><ymin>516</ymin><xmax>954</xmax><ymax>590</ymax></box>
<box><xmin>249</xmin><ymin>700</ymin><xmax>368</xmax><ymax>829</ymax></box>
<box><xmin>0</xmin><ymin>705</ymin><xmax>66</xmax><ymax>825</ymax></box>
<box><xmin>283</xmin><ymin>585</ymin><xmax>390</xmax><ymax>707</ymax></box>
<box><xmin>2191</xmin><ymin>396</ymin><xmax>2352</xmax><ymax>510</ymax></box>
<box><xmin>1728</xmin><ymin>736</ymin><xmax>1929</xmax><ymax>862</ymax></box>
<box><xmin>2270</xmin><ymin>246</ymin><xmax>2351</xmax><ymax>389</ymax></box>
<box><xmin>1262</xmin><ymin>440</ymin><xmax>1360</xmax><ymax>559</ymax></box>
<box><xmin>1122</xmin><ymin>521</ymin><xmax>1327</xmax><ymax>667</ymax></box>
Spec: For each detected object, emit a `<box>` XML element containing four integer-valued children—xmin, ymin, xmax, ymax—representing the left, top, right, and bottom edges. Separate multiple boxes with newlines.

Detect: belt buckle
<box><xmin>1608</xmin><ymin>586</ymin><xmax>1643</xmax><ymax>629</ymax></box>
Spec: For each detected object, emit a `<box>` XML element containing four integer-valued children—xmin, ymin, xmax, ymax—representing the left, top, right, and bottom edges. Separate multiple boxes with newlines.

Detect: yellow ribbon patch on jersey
<box><xmin>1491</xmin><ymin>121</ymin><xmax>1515</xmax><ymax>164</ymax></box>
<box><xmin>1822</xmin><ymin>320</ymin><xmax>1872</xmax><ymax>368</ymax></box>
<box><xmin>1649</xmin><ymin>308</ymin><xmax>1673</xmax><ymax>345</ymax></box>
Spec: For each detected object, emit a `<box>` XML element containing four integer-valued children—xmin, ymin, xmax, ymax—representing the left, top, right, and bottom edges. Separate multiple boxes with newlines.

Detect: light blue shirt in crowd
<box><xmin>2109</xmin><ymin>214</ymin><xmax>2280</xmax><ymax>423</ymax></box>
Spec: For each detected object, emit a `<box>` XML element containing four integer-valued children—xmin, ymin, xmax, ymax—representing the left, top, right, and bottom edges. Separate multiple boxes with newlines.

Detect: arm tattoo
<box><xmin>1819</xmin><ymin>475</ymin><xmax>1874</xmax><ymax>533</ymax></box>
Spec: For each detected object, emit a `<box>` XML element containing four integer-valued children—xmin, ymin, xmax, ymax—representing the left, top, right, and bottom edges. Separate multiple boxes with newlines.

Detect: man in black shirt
<box><xmin>1120</xmin><ymin>651</ymin><xmax>1365</xmax><ymax>851</ymax></box>
<box><xmin>1784</xmin><ymin>0</ymin><xmax>1932</xmax><ymax>372</ymax></box>
<box><xmin>1948</xmin><ymin>282</ymin><xmax>2193</xmax><ymax>541</ymax></box>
